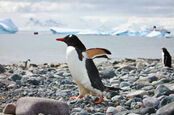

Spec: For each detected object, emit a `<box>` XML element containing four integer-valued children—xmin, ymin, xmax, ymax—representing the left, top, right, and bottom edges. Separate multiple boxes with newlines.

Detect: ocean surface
<box><xmin>0</xmin><ymin>31</ymin><xmax>174</xmax><ymax>64</ymax></box>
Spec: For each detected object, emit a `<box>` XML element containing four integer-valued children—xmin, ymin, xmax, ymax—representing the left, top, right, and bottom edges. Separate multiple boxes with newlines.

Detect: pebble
<box><xmin>126</xmin><ymin>90</ymin><xmax>148</xmax><ymax>97</ymax></box>
<box><xmin>106</xmin><ymin>107</ymin><xmax>118</xmax><ymax>114</ymax></box>
<box><xmin>143</xmin><ymin>97</ymin><xmax>159</xmax><ymax>108</ymax></box>
<box><xmin>155</xmin><ymin>84</ymin><xmax>173</xmax><ymax>97</ymax></box>
<box><xmin>100</xmin><ymin>70</ymin><xmax>116</xmax><ymax>79</ymax></box>
<box><xmin>158</xmin><ymin>95</ymin><xmax>174</xmax><ymax>108</ymax></box>
<box><xmin>156</xmin><ymin>101</ymin><xmax>174</xmax><ymax>115</ymax></box>
<box><xmin>10</xmin><ymin>74</ymin><xmax>22</xmax><ymax>81</ymax></box>
<box><xmin>0</xmin><ymin>58</ymin><xmax>174</xmax><ymax>114</ymax></box>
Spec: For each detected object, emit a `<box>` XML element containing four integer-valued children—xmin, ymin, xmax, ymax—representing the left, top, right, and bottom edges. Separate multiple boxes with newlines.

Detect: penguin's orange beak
<box><xmin>56</xmin><ymin>38</ymin><xmax>64</xmax><ymax>41</ymax></box>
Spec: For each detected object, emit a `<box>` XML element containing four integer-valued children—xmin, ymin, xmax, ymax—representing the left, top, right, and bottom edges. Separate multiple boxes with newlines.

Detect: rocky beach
<box><xmin>0</xmin><ymin>58</ymin><xmax>174</xmax><ymax>115</ymax></box>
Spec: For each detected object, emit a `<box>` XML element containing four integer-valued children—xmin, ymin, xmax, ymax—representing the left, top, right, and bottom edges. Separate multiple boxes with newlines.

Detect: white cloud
<box><xmin>0</xmin><ymin>0</ymin><xmax>174</xmax><ymax>32</ymax></box>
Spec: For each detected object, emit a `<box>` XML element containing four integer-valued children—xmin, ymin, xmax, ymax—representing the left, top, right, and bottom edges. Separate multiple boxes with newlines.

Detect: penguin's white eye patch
<box><xmin>69</xmin><ymin>34</ymin><xmax>72</xmax><ymax>37</ymax></box>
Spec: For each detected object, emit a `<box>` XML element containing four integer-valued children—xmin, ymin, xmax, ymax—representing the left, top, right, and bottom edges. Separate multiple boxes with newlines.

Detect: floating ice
<box><xmin>146</xmin><ymin>31</ymin><xmax>162</xmax><ymax>37</ymax></box>
<box><xmin>0</xmin><ymin>19</ymin><xmax>18</xmax><ymax>34</ymax></box>
<box><xmin>50</xmin><ymin>27</ymin><xmax>172</xmax><ymax>38</ymax></box>
<box><xmin>50</xmin><ymin>28</ymin><xmax>79</xmax><ymax>34</ymax></box>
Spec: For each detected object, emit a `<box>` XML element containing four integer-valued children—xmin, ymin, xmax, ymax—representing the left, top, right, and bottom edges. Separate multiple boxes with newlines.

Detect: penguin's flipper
<box><xmin>85</xmin><ymin>59</ymin><xmax>120</xmax><ymax>92</ymax></box>
<box><xmin>86</xmin><ymin>48</ymin><xmax>111</xmax><ymax>59</ymax></box>
<box><xmin>85</xmin><ymin>59</ymin><xmax>106</xmax><ymax>91</ymax></box>
<box><xmin>92</xmin><ymin>55</ymin><xmax>110</xmax><ymax>59</ymax></box>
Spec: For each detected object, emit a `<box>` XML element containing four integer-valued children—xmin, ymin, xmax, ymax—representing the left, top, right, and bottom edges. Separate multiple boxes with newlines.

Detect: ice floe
<box><xmin>50</xmin><ymin>27</ymin><xmax>172</xmax><ymax>38</ymax></box>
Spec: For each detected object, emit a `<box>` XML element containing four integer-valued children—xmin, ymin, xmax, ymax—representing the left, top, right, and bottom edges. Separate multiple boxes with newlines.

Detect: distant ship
<box><xmin>34</xmin><ymin>32</ymin><xmax>39</xmax><ymax>35</ymax></box>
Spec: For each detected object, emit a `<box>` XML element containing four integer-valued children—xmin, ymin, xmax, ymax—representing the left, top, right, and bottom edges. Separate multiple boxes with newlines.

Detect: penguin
<box><xmin>56</xmin><ymin>34</ymin><xmax>120</xmax><ymax>104</ymax></box>
<box><xmin>162</xmin><ymin>48</ymin><xmax>172</xmax><ymax>68</ymax></box>
<box><xmin>20</xmin><ymin>59</ymin><xmax>31</xmax><ymax>70</ymax></box>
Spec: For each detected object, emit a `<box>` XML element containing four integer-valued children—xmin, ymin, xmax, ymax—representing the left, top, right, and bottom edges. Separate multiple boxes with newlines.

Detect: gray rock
<box><xmin>147</xmin><ymin>75</ymin><xmax>158</xmax><ymax>83</ymax></box>
<box><xmin>127</xmin><ymin>114</ymin><xmax>140</xmax><ymax>115</ymax></box>
<box><xmin>120</xmin><ymin>82</ymin><xmax>131</xmax><ymax>88</ymax></box>
<box><xmin>27</xmin><ymin>77</ymin><xmax>40</xmax><ymax>85</ymax></box>
<box><xmin>72</xmin><ymin>108</ymin><xmax>83</xmax><ymax>112</ymax></box>
<box><xmin>125</xmin><ymin>97</ymin><xmax>142</xmax><ymax>107</ymax></box>
<box><xmin>115</xmin><ymin>106</ymin><xmax>127</xmax><ymax>112</ymax></box>
<box><xmin>131</xmin><ymin>102</ymin><xmax>143</xmax><ymax>109</ymax></box>
<box><xmin>106</xmin><ymin>107</ymin><xmax>118</xmax><ymax>114</ymax></box>
<box><xmin>106</xmin><ymin>91</ymin><xmax>119</xmax><ymax>99</ymax></box>
<box><xmin>0</xmin><ymin>79</ymin><xmax>16</xmax><ymax>89</ymax></box>
<box><xmin>155</xmin><ymin>85</ymin><xmax>173</xmax><ymax>97</ymax></box>
<box><xmin>156</xmin><ymin>101</ymin><xmax>174</xmax><ymax>115</ymax></box>
<box><xmin>11</xmin><ymin>74</ymin><xmax>22</xmax><ymax>81</ymax></box>
<box><xmin>94</xmin><ymin>113</ymin><xmax>105</xmax><ymax>115</ymax></box>
<box><xmin>0</xmin><ymin>64</ymin><xmax>6</xmax><ymax>73</ymax></box>
<box><xmin>136</xmin><ymin>62</ymin><xmax>146</xmax><ymax>69</ymax></box>
<box><xmin>127</xmin><ymin>90</ymin><xmax>148</xmax><ymax>97</ymax></box>
<box><xmin>143</xmin><ymin>97</ymin><xmax>159</xmax><ymax>108</ymax></box>
<box><xmin>158</xmin><ymin>95</ymin><xmax>174</xmax><ymax>108</ymax></box>
<box><xmin>3</xmin><ymin>97</ymin><xmax>70</xmax><ymax>115</ymax></box>
<box><xmin>142</xmin><ymin>85</ymin><xmax>154</xmax><ymax>91</ymax></box>
<box><xmin>3</xmin><ymin>103</ymin><xmax>16</xmax><ymax>114</ymax></box>
<box><xmin>71</xmin><ymin>108</ymin><xmax>88</xmax><ymax>115</ymax></box>
<box><xmin>100</xmin><ymin>70</ymin><xmax>116</xmax><ymax>78</ymax></box>
<box><xmin>111</xmin><ymin>95</ymin><xmax>122</xmax><ymax>102</ymax></box>
<box><xmin>134</xmin><ymin>77</ymin><xmax>150</xmax><ymax>85</ymax></box>
<box><xmin>116</xmin><ymin>65</ymin><xmax>136</xmax><ymax>72</ymax></box>
<box><xmin>114</xmin><ymin>109</ymin><xmax>140</xmax><ymax>115</ymax></box>
<box><xmin>136</xmin><ymin>107</ymin><xmax>156</xmax><ymax>115</ymax></box>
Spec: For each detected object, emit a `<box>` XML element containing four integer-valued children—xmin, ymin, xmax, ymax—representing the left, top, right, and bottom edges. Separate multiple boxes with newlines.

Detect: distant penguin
<box><xmin>56</xmin><ymin>34</ymin><xmax>120</xmax><ymax>104</ymax></box>
<box><xmin>162</xmin><ymin>48</ymin><xmax>172</xmax><ymax>67</ymax></box>
<box><xmin>24</xmin><ymin>59</ymin><xmax>31</xmax><ymax>70</ymax></box>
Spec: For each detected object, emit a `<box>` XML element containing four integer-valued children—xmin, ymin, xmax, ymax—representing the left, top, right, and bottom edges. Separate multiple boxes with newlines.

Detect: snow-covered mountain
<box><xmin>25</xmin><ymin>18</ymin><xmax>64</xmax><ymax>27</ymax></box>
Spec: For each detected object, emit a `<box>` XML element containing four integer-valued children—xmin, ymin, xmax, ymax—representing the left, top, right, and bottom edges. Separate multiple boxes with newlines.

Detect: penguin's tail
<box><xmin>105</xmin><ymin>86</ymin><xmax>121</xmax><ymax>92</ymax></box>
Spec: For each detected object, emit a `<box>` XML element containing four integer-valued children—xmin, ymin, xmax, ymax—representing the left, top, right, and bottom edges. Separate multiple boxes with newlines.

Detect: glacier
<box><xmin>0</xmin><ymin>19</ymin><xmax>18</xmax><ymax>34</ymax></box>
<box><xmin>50</xmin><ymin>28</ymin><xmax>172</xmax><ymax>38</ymax></box>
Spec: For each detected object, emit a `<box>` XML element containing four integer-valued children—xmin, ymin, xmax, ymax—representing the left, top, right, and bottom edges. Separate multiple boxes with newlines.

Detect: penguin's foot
<box><xmin>69</xmin><ymin>95</ymin><xmax>83</xmax><ymax>100</ymax></box>
<box><xmin>94</xmin><ymin>93</ymin><xmax>103</xmax><ymax>104</ymax></box>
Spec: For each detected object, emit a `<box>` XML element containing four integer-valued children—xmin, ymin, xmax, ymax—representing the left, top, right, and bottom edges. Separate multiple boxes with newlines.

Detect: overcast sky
<box><xmin>0</xmin><ymin>0</ymin><xmax>174</xmax><ymax>31</ymax></box>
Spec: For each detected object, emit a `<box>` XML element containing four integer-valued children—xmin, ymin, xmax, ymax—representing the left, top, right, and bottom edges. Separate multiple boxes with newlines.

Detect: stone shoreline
<box><xmin>0</xmin><ymin>58</ymin><xmax>174</xmax><ymax>115</ymax></box>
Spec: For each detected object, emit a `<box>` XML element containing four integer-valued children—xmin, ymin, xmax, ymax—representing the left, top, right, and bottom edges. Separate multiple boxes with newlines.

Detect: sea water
<box><xmin>0</xmin><ymin>31</ymin><xmax>174</xmax><ymax>64</ymax></box>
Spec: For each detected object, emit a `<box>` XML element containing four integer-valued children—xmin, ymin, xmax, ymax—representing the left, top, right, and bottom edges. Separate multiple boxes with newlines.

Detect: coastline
<box><xmin>0</xmin><ymin>58</ymin><xmax>174</xmax><ymax>114</ymax></box>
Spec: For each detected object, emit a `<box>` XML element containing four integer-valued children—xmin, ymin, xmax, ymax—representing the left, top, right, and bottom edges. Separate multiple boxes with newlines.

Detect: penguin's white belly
<box><xmin>162</xmin><ymin>52</ymin><xmax>164</xmax><ymax>65</ymax></box>
<box><xmin>66</xmin><ymin>46</ymin><xmax>93</xmax><ymax>91</ymax></box>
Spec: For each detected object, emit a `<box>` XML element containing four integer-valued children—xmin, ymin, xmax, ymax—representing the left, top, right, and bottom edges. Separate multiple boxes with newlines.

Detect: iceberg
<box><xmin>112</xmin><ymin>29</ymin><xmax>172</xmax><ymax>38</ymax></box>
<box><xmin>146</xmin><ymin>31</ymin><xmax>162</xmax><ymax>38</ymax></box>
<box><xmin>50</xmin><ymin>28</ymin><xmax>109</xmax><ymax>35</ymax></box>
<box><xmin>50</xmin><ymin>26</ymin><xmax>172</xmax><ymax>38</ymax></box>
<box><xmin>0</xmin><ymin>19</ymin><xmax>18</xmax><ymax>34</ymax></box>
<box><xmin>50</xmin><ymin>28</ymin><xmax>79</xmax><ymax>34</ymax></box>
<box><xmin>112</xmin><ymin>30</ymin><xmax>129</xmax><ymax>36</ymax></box>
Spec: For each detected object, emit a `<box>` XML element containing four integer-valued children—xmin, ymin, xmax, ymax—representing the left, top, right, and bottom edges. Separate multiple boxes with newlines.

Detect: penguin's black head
<box><xmin>162</xmin><ymin>47</ymin><xmax>167</xmax><ymax>53</ymax></box>
<box><xmin>56</xmin><ymin>34</ymin><xmax>86</xmax><ymax>51</ymax></box>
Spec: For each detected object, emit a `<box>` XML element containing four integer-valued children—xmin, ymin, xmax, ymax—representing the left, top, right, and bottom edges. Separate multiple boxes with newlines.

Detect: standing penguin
<box><xmin>162</xmin><ymin>48</ymin><xmax>172</xmax><ymax>68</ymax></box>
<box><xmin>56</xmin><ymin>34</ymin><xmax>120</xmax><ymax>103</ymax></box>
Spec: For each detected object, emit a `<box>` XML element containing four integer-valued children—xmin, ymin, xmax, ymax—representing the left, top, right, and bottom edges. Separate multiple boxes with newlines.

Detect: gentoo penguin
<box><xmin>56</xmin><ymin>34</ymin><xmax>120</xmax><ymax>103</ymax></box>
<box><xmin>21</xmin><ymin>59</ymin><xmax>31</xmax><ymax>70</ymax></box>
<box><xmin>162</xmin><ymin>48</ymin><xmax>172</xmax><ymax>68</ymax></box>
